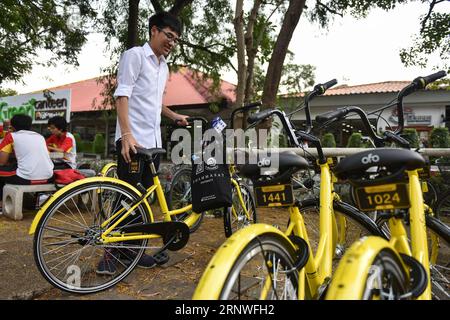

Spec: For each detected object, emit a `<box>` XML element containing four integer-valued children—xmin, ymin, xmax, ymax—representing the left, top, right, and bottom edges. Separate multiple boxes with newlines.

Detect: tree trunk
<box><xmin>234</xmin><ymin>0</ymin><xmax>247</xmax><ymax>110</ymax></box>
<box><xmin>261</xmin><ymin>0</ymin><xmax>306</xmax><ymax>108</ymax></box>
<box><xmin>244</xmin><ymin>0</ymin><xmax>262</xmax><ymax>105</ymax></box>
<box><xmin>127</xmin><ymin>0</ymin><xmax>140</xmax><ymax>49</ymax></box>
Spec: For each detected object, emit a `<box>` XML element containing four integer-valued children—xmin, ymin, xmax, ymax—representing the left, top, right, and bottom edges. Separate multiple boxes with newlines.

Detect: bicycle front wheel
<box><xmin>33</xmin><ymin>179</ymin><xmax>151</xmax><ymax>294</ymax></box>
<box><xmin>223</xmin><ymin>182</ymin><xmax>257</xmax><ymax>237</ymax></box>
<box><xmin>193</xmin><ymin>225</ymin><xmax>300</xmax><ymax>300</ymax></box>
<box><xmin>167</xmin><ymin>167</ymin><xmax>204</xmax><ymax>233</ymax></box>
<box><xmin>326</xmin><ymin>237</ymin><xmax>409</xmax><ymax>300</ymax></box>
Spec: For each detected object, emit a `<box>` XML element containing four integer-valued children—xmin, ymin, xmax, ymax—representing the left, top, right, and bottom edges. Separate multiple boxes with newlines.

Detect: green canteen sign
<box><xmin>0</xmin><ymin>89</ymin><xmax>71</xmax><ymax>124</ymax></box>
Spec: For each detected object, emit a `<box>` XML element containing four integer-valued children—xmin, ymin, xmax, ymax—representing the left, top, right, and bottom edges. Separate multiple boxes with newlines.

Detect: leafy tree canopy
<box><xmin>0</xmin><ymin>0</ymin><xmax>97</xmax><ymax>88</ymax></box>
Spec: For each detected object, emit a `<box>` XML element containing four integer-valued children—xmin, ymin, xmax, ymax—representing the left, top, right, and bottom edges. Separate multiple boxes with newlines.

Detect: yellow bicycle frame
<box><xmin>193</xmin><ymin>158</ymin><xmax>339</xmax><ymax>299</ymax></box>
<box><xmin>29</xmin><ymin>175</ymin><xmax>202</xmax><ymax>243</ymax></box>
<box><xmin>326</xmin><ymin>169</ymin><xmax>432</xmax><ymax>300</ymax></box>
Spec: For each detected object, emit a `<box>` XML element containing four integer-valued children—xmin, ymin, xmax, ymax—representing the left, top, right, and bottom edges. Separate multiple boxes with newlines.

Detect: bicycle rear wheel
<box><xmin>167</xmin><ymin>167</ymin><xmax>204</xmax><ymax>233</ymax></box>
<box><xmin>33</xmin><ymin>180</ymin><xmax>151</xmax><ymax>294</ymax></box>
<box><xmin>223</xmin><ymin>182</ymin><xmax>257</xmax><ymax>237</ymax></box>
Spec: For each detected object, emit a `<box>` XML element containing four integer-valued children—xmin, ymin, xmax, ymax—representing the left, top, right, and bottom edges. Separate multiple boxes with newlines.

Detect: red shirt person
<box><xmin>46</xmin><ymin>116</ymin><xmax>77</xmax><ymax>169</ymax></box>
<box><xmin>0</xmin><ymin>114</ymin><xmax>54</xmax><ymax>209</ymax></box>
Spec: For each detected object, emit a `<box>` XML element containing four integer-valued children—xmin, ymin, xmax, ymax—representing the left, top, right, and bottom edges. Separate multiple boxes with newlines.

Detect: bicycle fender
<box><xmin>192</xmin><ymin>224</ymin><xmax>296</xmax><ymax>300</ymax></box>
<box><xmin>99</xmin><ymin>162</ymin><xmax>117</xmax><ymax>176</ymax></box>
<box><xmin>29</xmin><ymin>177</ymin><xmax>145</xmax><ymax>235</ymax></box>
<box><xmin>325</xmin><ymin>236</ymin><xmax>407</xmax><ymax>299</ymax></box>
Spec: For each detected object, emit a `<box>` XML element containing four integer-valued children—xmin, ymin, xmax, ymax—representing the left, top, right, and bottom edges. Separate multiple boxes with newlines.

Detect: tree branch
<box><xmin>316</xmin><ymin>0</ymin><xmax>343</xmax><ymax>17</ymax></box>
<box><xmin>170</xmin><ymin>0</ymin><xmax>194</xmax><ymax>16</ymax></box>
<box><xmin>150</xmin><ymin>0</ymin><xmax>164</xmax><ymax>13</ymax></box>
<box><xmin>180</xmin><ymin>41</ymin><xmax>237</xmax><ymax>73</ymax></box>
<box><xmin>420</xmin><ymin>0</ymin><xmax>444</xmax><ymax>33</ymax></box>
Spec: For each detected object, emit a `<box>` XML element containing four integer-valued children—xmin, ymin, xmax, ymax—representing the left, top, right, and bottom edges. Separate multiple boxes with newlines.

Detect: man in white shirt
<box><xmin>0</xmin><ymin>114</ymin><xmax>54</xmax><ymax>210</ymax></box>
<box><xmin>97</xmin><ymin>12</ymin><xmax>189</xmax><ymax>275</ymax></box>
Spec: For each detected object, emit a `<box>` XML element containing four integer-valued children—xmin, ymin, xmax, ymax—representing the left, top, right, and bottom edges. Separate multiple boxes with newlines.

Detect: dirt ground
<box><xmin>0</xmin><ymin>205</ymin><xmax>290</xmax><ymax>300</ymax></box>
<box><xmin>0</xmin><ymin>203</ymin><xmax>448</xmax><ymax>300</ymax></box>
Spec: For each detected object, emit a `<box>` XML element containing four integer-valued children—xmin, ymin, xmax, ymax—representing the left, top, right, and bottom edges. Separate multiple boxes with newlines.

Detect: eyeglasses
<box><xmin>157</xmin><ymin>27</ymin><xmax>180</xmax><ymax>45</ymax></box>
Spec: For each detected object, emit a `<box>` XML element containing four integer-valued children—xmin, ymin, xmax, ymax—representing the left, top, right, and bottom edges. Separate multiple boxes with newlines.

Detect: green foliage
<box><xmin>0</xmin><ymin>88</ymin><xmax>17</xmax><ymax>97</ymax></box>
<box><xmin>97</xmin><ymin>0</ymin><xmax>235</xmax><ymax>110</ymax></box>
<box><xmin>401</xmin><ymin>128</ymin><xmax>419</xmax><ymax>148</ymax></box>
<box><xmin>0</xmin><ymin>1</ymin><xmax>97</xmax><ymax>85</ymax></box>
<box><xmin>400</xmin><ymin>12</ymin><xmax>449</xmax><ymax>68</ymax></box>
<box><xmin>346</xmin><ymin>132</ymin><xmax>364</xmax><ymax>148</ymax></box>
<box><xmin>430</xmin><ymin>127</ymin><xmax>450</xmax><ymax>148</ymax></box>
<box><xmin>73</xmin><ymin>133</ymin><xmax>83</xmax><ymax>153</ymax></box>
<box><xmin>93</xmin><ymin>133</ymin><xmax>105</xmax><ymax>155</ymax></box>
<box><xmin>281</xmin><ymin>62</ymin><xmax>316</xmax><ymax>94</ymax></box>
<box><xmin>321</xmin><ymin>133</ymin><xmax>336</xmax><ymax>147</ymax></box>
<box><xmin>83</xmin><ymin>141</ymin><xmax>93</xmax><ymax>153</ymax></box>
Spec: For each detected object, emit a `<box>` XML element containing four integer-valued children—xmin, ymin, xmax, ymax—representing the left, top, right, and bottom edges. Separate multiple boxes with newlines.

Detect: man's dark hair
<box><xmin>48</xmin><ymin>116</ymin><xmax>68</xmax><ymax>132</ymax></box>
<box><xmin>149</xmin><ymin>12</ymin><xmax>182</xmax><ymax>36</ymax></box>
<box><xmin>11</xmin><ymin>114</ymin><xmax>32</xmax><ymax>131</ymax></box>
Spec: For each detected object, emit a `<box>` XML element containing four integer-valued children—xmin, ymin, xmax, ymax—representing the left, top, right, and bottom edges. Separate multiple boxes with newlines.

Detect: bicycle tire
<box><xmin>167</xmin><ymin>167</ymin><xmax>204</xmax><ymax>233</ymax></box>
<box><xmin>223</xmin><ymin>182</ymin><xmax>257</xmax><ymax>237</ymax></box>
<box><xmin>425</xmin><ymin>215</ymin><xmax>450</xmax><ymax>300</ymax></box>
<box><xmin>219</xmin><ymin>234</ymin><xmax>299</xmax><ymax>300</ymax></box>
<box><xmin>434</xmin><ymin>189</ymin><xmax>450</xmax><ymax>220</ymax></box>
<box><xmin>326</xmin><ymin>240</ymin><xmax>409</xmax><ymax>300</ymax></box>
<box><xmin>33</xmin><ymin>179</ymin><xmax>151</xmax><ymax>294</ymax></box>
<box><xmin>100</xmin><ymin>162</ymin><xmax>118</xmax><ymax>179</ymax></box>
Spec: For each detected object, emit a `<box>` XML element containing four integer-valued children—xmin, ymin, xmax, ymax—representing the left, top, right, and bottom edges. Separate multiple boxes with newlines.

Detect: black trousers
<box><xmin>116</xmin><ymin>140</ymin><xmax>160</xmax><ymax>188</ymax></box>
<box><xmin>115</xmin><ymin>140</ymin><xmax>161</xmax><ymax>238</ymax></box>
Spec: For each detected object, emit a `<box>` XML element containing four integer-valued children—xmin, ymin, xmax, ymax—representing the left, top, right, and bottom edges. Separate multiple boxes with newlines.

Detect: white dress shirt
<box><xmin>114</xmin><ymin>42</ymin><xmax>169</xmax><ymax>148</ymax></box>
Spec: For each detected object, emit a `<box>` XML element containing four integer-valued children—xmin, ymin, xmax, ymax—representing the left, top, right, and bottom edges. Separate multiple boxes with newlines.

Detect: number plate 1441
<box><xmin>254</xmin><ymin>184</ymin><xmax>294</xmax><ymax>207</ymax></box>
<box><xmin>355</xmin><ymin>183</ymin><xmax>410</xmax><ymax>211</ymax></box>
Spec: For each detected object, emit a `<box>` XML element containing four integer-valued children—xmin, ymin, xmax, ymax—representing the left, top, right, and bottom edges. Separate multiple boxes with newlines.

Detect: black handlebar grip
<box><xmin>183</xmin><ymin>117</ymin><xmax>208</xmax><ymax>125</ymax></box>
<box><xmin>314</xmin><ymin>79</ymin><xmax>338</xmax><ymax>95</ymax></box>
<box><xmin>242</xmin><ymin>101</ymin><xmax>262</xmax><ymax>110</ymax></box>
<box><xmin>383</xmin><ymin>131</ymin><xmax>410</xmax><ymax>148</ymax></box>
<box><xmin>315</xmin><ymin>108</ymin><xmax>349</xmax><ymax>124</ymax></box>
<box><xmin>413</xmin><ymin>71</ymin><xmax>447</xmax><ymax>89</ymax></box>
<box><xmin>247</xmin><ymin>108</ymin><xmax>274</xmax><ymax>124</ymax></box>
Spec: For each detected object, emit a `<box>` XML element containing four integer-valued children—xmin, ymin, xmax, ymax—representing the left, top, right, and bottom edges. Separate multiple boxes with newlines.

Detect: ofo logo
<box><xmin>258</xmin><ymin>158</ymin><xmax>271</xmax><ymax>167</ymax></box>
<box><xmin>361</xmin><ymin>153</ymin><xmax>380</xmax><ymax>164</ymax></box>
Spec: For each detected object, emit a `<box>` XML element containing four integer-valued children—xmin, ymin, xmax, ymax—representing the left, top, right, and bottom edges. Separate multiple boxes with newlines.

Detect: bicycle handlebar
<box><xmin>247</xmin><ymin>109</ymin><xmax>274</xmax><ymax>125</ymax></box>
<box><xmin>230</xmin><ymin>101</ymin><xmax>262</xmax><ymax>129</ymax></box>
<box><xmin>303</xmin><ymin>79</ymin><xmax>338</xmax><ymax>133</ymax></box>
<box><xmin>315</xmin><ymin>107</ymin><xmax>350</xmax><ymax>124</ymax></box>
<box><xmin>414</xmin><ymin>70</ymin><xmax>447</xmax><ymax>89</ymax></box>
<box><xmin>315</xmin><ymin>71</ymin><xmax>447</xmax><ymax>147</ymax></box>
<box><xmin>313</xmin><ymin>79</ymin><xmax>338</xmax><ymax>95</ymax></box>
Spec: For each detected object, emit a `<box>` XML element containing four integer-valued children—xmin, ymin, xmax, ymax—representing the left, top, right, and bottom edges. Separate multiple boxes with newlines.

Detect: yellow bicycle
<box><xmin>324</xmin><ymin>71</ymin><xmax>448</xmax><ymax>300</ymax></box>
<box><xmin>193</xmin><ymin>80</ymin><xmax>386</xmax><ymax>299</ymax></box>
<box><xmin>30</xmin><ymin>147</ymin><xmax>202</xmax><ymax>294</ymax></box>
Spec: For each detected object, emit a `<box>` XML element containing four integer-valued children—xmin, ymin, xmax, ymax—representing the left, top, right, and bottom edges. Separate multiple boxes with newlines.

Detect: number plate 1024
<box><xmin>355</xmin><ymin>183</ymin><xmax>410</xmax><ymax>212</ymax></box>
<box><xmin>254</xmin><ymin>184</ymin><xmax>294</xmax><ymax>207</ymax></box>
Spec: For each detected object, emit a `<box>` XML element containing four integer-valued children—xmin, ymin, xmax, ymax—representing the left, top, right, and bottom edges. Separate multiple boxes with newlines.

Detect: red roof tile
<box><xmin>325</xmin><ymin>81</ymin><xmax>411</xmax><ymax>96</ymax></box>
<box><xmin>281</xmin><ymin>81</ymin><xmax>413</xmax><ymax>98</ymax></box>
